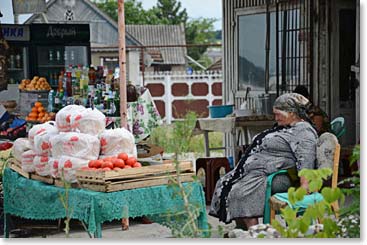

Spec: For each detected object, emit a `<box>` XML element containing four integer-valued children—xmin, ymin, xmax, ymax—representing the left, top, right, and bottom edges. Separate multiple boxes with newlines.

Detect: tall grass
<box><xmin>148</xmin><ymin>118</ymin><xmax>224</xmax><ymax>154</ymax></box>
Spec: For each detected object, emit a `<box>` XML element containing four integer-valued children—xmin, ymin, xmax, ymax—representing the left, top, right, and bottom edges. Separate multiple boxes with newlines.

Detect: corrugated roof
<box><xmin>126</xmin><ymin>24</ymin><xmax>187</xmax><ymax>65</ymax></box>
<box><xmin>206</xmin><ymin>58</ymin><xmax>222</xmax><ymax>71</ymax></box>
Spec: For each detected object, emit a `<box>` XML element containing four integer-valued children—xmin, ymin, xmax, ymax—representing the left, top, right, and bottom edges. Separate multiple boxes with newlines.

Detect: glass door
<box><xmin>7</xmin><ymin>45</ymin><xmax>28</xmax><ymax>84</ymax></box>
<box><xmin>36</xmin><ymin>45</ymin><xmax>88</xmax><ymax>87</ymax></box>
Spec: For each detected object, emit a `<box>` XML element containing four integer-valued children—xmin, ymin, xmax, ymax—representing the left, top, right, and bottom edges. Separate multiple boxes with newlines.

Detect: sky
<box><xmin>0</xmin><ymin>0</ymin><xmax>222</xmax><ymax>30</ymax></box>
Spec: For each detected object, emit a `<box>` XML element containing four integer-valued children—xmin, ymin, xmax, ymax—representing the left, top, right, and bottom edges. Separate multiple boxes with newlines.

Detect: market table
<box><xmin>3</xmin><ymin>168</ymin><xmax>209</xmax><ymax>238</ymax></box>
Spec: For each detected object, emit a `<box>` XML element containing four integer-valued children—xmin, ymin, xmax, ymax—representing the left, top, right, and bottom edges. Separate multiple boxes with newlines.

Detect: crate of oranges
<box><xmin>25</xmin><ymin>101</ymin><xmax>56</xmax><ymax>123</ymax></box>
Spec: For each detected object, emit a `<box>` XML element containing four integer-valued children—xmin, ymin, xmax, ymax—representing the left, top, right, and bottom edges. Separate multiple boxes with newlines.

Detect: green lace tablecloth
<box><xmin>3</xmin><ymin>168</ymin><xmax>209</xmax><ymax>238</ymax></box>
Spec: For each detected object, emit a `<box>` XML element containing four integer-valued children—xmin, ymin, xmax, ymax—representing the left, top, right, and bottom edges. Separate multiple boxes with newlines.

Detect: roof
<box><xmin>126</xmin><ymin>24</ymin><xmax>187</xmax><ymax>65</ymax></box>
<box><xmin>206</xmin><ymin>58</ymin><xmax>222</xmax><ymax>71</ymax></box>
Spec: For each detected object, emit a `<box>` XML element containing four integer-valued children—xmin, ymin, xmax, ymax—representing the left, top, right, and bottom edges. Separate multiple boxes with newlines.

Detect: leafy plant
<box><xmin>149</xmin><ymin>118</ymin><xmax>223</xmax><ymax>155</ymax></box>
<box><xmin>158</xmin><ymin>111</ymin><xmax>222</xmax><ymax>238</ymax></box>
<box><xmin>58</xmin><ymin>170</ymin><xmax>73</xmax><ymax>238</ymax></box>
<box><xmin>336</xmin><ymin>144</ymin><xmax>360</xmax><ymax>238</ymax></box>
<box><xmin>272</xmin><ymin>168</ymin><xmax>344</xmax><ymax>238</ymax></box>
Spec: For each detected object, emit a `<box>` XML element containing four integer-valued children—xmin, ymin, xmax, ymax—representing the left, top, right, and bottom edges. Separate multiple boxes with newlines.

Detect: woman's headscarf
<box><xmin>273</xmin><ymin>93</ymin><xmax>312</xmax><ymax>122</ymax></box>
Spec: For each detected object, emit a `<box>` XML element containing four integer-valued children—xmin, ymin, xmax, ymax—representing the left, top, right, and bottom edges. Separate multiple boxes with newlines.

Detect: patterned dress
<box><xmin>208</xmin><ymin>121</ymin><xmax>318</xmax><ymax>224</ymax></box>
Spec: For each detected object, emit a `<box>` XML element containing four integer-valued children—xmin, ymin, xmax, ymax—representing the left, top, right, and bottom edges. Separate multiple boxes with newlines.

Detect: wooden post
<box><xmin>118</xmin><ymin>0</ymin><xmax>129</xmax><ymax>230</ymax></box>
<box><xmin>118</xmin><ymin>0</ymin><xmax>127</xmax><ymax>129</ymax></box>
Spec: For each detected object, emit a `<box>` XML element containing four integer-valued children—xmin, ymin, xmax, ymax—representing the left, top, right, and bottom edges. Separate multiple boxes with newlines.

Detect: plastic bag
<box><xmin>58</xmin><ymin>155</ymin><xmax>89</xmax><ymax>183</ymax></box>
<box><xmin>99</xmin><ymin>128</ymin><xmax>137</xmax><ymax>157</ymax></box>
<box><xmin>70</xmin><ymin>108</ymin><xmax>106</xmax><ymax>136</ymax></box>
<box><xmin>12</xmin><ymin>138</ymin><xmax>32</xmax><ymax>162</ymax></box>
<box><xmin>55</xmin><ymin>105</ymin><xmax>85</xmax><ymax>132</ymax></box>
<box><xmin>21</xmin><ymin>149</ymin><xmax>36</xmax><ymax>173</ymax></box>
<box><xmin>50</xmin><ymin>132</ymin><xmax>100</xmax><ymax>160</ymax></box>
<box><xmin>34</xmin><ymin>132</ymin><xmax>58</xmax><ymax>156</ymax></box>
<box><xmin>48</xmin><ymin>157</ymin><xmax>59</xmax><ymax>178</ymax></box>
<box><xmin>28</xmin><ymin>121</ymin><xmax>58</xmax><ymax>146</ymax></box>
<box><xmin>34</xmin><ymin>155</ymin><xmax>50</xmax><ymax>176</ymax></box>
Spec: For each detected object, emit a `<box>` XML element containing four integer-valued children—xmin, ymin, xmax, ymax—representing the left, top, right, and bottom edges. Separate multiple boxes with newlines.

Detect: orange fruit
<box><xmin>38</xmin><ymin>107</ymin><xmax>45</xmax><ymax>113</ymax></box>
<box><xmin>34</xmin><ymin>102</ymin><xmax>42</xmax><ymax>108</ymax></box>
<box><xmin>29</xmin><ymin>112</ymin><xmax>38</xmax><ymax>118</ymax></box>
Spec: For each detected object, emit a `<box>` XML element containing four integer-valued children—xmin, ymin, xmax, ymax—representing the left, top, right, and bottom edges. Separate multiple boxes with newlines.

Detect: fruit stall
<box><xmin>1</xmin><ymin>104</ymin><xmax>205</xmax><ymax>238</ymax></box>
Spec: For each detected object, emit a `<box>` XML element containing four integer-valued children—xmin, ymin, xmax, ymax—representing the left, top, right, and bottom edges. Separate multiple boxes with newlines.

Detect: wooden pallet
<box><xmin>76</xmin><ymin>161</ymin><xmax>195</xmax><ymax>192</ymax></box>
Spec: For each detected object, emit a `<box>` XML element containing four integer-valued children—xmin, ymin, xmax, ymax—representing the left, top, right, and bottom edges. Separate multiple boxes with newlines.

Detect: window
<box><xmin>238</xmin><ymin>13</ymin><xmax>266</xmax><ymax>91</ymax></box>
<box><xmin>101</xmin><ymin>57</ymin><xmax>118</xmax><ymax>71</ymax></box>
<box><xmin>236</xmin><ymin>0</ymin><xmax>313</xmax><ymax>96</ymax></box>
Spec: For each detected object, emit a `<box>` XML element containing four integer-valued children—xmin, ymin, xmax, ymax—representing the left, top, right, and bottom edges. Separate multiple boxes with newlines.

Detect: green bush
<box><xmin>272</xmin><ymin>168</ymin><xmax>344</xmax><ymax>238</ymax></box>
<box><xmin>148</xmin><ymin>113</ymin><xmax>223</xmax><ymax>154</ymax></box>
<box><xmin>336</xmin><ymin>144</ymin><xmax>360</xmax><ymax>238</ymax></box>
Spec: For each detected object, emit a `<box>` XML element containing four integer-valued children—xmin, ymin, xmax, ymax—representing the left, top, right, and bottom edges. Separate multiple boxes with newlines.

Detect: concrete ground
<box><xmin>2</xmin><ymin>206</ymin><xmax>236</xmax><ymax>239</ymax></box>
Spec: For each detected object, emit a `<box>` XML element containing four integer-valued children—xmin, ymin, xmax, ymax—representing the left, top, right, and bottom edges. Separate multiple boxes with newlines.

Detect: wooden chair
<box><xmin>269</xmin><ymin>132</ymin><xmax>341</xmax><ymax>224</ymax></box>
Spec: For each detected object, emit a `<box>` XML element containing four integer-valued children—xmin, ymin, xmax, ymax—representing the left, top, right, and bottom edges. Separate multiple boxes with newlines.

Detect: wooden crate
<box><xmin>76</xmin><ymin>161</ymin><xmax>195</xmax><ymax>192</ymax></box>
<box><xmin>9</xmin><ymin>159</ymin><xmax>31</xmax><ymax>179</ymax></box>
<box><xmin>30</xmin><ymin>173</ymin><xmax>54</xmax><ymax>185</ymax></box>
<box><xmin>54</xmin><ymin>179</ymin><xmax>80</xmax><ymax>189</ymax></box>
<box><xmin>9</xmin><ymin>158</ymin><xmax>54</xmax><ymax>184</ymax></box>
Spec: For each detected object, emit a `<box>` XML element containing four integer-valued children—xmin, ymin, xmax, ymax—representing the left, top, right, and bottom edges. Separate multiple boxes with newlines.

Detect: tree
<box><xmin>93</xmin><ymin>0</ymin><xmax>219</xmax><ymax>69</ymax></box>
<box><xmin>152</xmin><ymin>0</ymin><xmax>188</xmax><ymax>25</ymax></box>
<box><xmin>185</xmin><ymin>17</ymin><xmax>217</xmax><ymax>61</ymax></box>
<box><xmin>92</xmin><ymin>0</ymin><xmax>158</xmax><ymax>24</ymax></box>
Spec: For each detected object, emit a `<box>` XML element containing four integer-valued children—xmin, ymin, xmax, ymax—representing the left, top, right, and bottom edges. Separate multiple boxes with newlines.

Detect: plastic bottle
<box><xmin>15</xmin><ymin>54</ymin><xmax>21</xmax><ymax>68</ymax></box>
<box><xmin>62</xmin><ymin>89</ymin><xmax>67</xmax><ymax>107</ymax></box>
<box><xmin>48</xmin><ymin>89</ymin><xmax>55</xmax><ymax>112</ymax></box>
<box><xmin>49</xmin><ymin>50</ymin><xmax>53</xmax><ymax>62</ymax></box>
<box><xmin>72</xmin><ymin>65</ymin><xmax>79</xmax><ymax>96</ymax></box>
<box><xmin>65</xmin><ymin>65</ymin><xmax>72</xmax><ymax>96</ymax></box>
<box><xmin>58</xmin><ymin>71</ymin><xmax>64</xmax><ymax>92</ymax></box>
<box><xmin>54</xmin><ymin>90</ymin><xmax>61</xmax><ymax>112</ymax></box>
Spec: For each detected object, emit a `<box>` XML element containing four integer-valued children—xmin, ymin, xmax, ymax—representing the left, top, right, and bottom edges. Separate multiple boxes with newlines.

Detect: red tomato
<box><xmin>103</xmin><ymin>157</ymin><xmax>116</xmax><ymax>163</ymax></box>
<box><xmin>124</xmin><ymin>165</ymin><xmax>132</xmax><ymax>169</ymax></box>
<box><xmin>102</xmin><ymin>167</ymin><xmax>112</xmax><ymax>171</ymax></box>
<box><xmin>94</xmin><ymin>160</ymin><xmax>103</xmax><ymax>168</ymax></box>
<box><xmin>112</xmin><ymin>159</ymin><xmax>125</xmax><ymax>168</ymax></box>
<box><xmin>101</xmin><ymin>161</ymin><xmax>114</xmax><ymax>169</ymax></box>
<box><xmin>88</xmin><ymin>160</ymin><xmax>96</xmax><ymax>168</ymax></box>
<box><xmin>133</xmin><ymin>162</ymin><xmax>142</xmax><ymax>168</ymax></box>
<box><xmin>117</xmin><ymin>153</ymin><xmax>128</xmax><ymax>161</ymax></box>
<box><xmin>64</xmin><ymin>160</ymin><xmax>72</xmax><ymax>168</ymax></box>
<box><xmin>113</xmin><ymin>167</ymin><xmax>122</xmax><ymax>171</ymax></box>
<box><xmin>125</xmin><ymin>157</ymin><xmax>137</xmax><ymax>166</ymax></box>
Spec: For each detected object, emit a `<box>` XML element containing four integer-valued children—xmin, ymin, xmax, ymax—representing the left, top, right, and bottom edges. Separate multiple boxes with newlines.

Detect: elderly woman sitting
<box><xmin>208</xmin><ymin>93</ymin><xmax>318</xmax><ymax>230</ymax></box>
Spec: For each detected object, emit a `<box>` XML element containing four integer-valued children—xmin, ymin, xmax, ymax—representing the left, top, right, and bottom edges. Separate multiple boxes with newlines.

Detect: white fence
<box><xmin>139</xmin><ymin>71</ymin><xmax>223</xmax><ymax>123</ymax></box>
